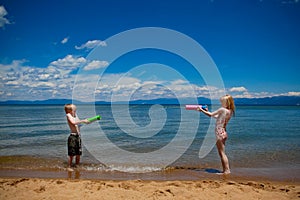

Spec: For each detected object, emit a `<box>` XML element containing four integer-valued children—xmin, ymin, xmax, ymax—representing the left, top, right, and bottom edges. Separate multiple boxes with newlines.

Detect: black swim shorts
<box><xmin>67</xmin><ymin>134</ymin><xmax>82</xmax><ymax>156</ymax></box>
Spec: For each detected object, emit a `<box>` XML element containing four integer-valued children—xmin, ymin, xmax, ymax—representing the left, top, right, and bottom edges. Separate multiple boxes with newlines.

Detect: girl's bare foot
<box><xmin>216</xmin><ymin>170</ymin><xmax>230</xmax><ymax>175</ymax></box>
<box><xmin>224</xmin><ymin>170</ymin><xmax>231</xmax><ymax>174</ymax></box>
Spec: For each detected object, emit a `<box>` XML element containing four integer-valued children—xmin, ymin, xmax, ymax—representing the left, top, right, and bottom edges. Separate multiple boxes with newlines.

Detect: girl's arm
<box><xmin>198</xmin><ymin>107</ymin><xmax>221</xmax><ymax>118</ymax></box>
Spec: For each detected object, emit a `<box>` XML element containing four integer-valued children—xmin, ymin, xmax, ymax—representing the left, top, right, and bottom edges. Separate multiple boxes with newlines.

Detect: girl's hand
<box><xmin>197</xmin><ymin>107</ymin><xmax>204</xmax><ymax>112</ymax></box>
<box><xmin>197</xmin><ymin>106</ymin><xmax>208</xmax><ymax>112</ymax></box>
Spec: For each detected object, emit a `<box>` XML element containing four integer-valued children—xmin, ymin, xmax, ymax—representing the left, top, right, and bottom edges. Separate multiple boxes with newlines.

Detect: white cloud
<box><xmin>0</xmin><ymin>59</ymin><xmax>77</xmax><ymax>100</ymax></box>
<box><xmin>83</xmin><ymin>60</ymin><xmax>109</xmax><ymax>71</ymax></box>
<box><xmin>0</xmin><ymin>6</ymin><xmax>11</xmax><ymax>28</ymax></box>
<box><xmin>229</xmin><ymin>86</ymin><xmax>247</xmax><ymax>92</ymax></box>
<box><xmin>61</xmin><ymin>37</ymin><xmax>69</xmax><ymax>44</ymax></box>
<box><xmin>231</xmin><ymin>93</ymin><xmax>253</xmax><ymax>98</ymax></box>
<box><xmin>30</xmin><ymin>82</ymin><xmax>56</xmax><ymax>88</ymax></box>
<box><xmin>227</xmin><ymin>86</ymin><xmax>253</xmax><ymax>98</ymax></box>
<box><xmin>49</xmin><ymin>55</ymin><xmax>86</xmax><ymax>71</ymax></box>
<box><xmin>75</xmin><ymin>40</ymin><xmax>107</xmax><ymax>50</ymax></box>
<box><xmin>0</xmin><ymin>59</ymin><xmax>25</xmax><ymax>72</ymax></box>
<box><xmin>284</xmin><ymin>92</ymin><xmax>300</xmax><ymax>96</ymax></box>
<box><xmin>5</xmin><ymin>80</ymin><xmax>19</xmax><ymax>86</ymax></box>
<box><xmin>171</xmin><ymin>79</ymin><xmax>188</xmax><ymax>85</ymax></box>
<box><xmin>91</xmin><ymin>75</ymin><xmax>221</xmax><ymax>102</ymax></box>
<box><xmin>0</xmin><ymin>59</ymin><xmax>299</xmax><ymax>101</ymax></box>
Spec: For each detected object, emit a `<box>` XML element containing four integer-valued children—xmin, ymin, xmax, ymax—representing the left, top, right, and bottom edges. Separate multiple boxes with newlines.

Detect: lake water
<box><xmin>0</xmin><ymin>105</ymin><xmax>299</xmax><ymax>181</ymax></box>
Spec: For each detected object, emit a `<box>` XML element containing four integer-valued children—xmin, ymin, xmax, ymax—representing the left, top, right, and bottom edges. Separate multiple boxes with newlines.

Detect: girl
<box><xmin>198</xmin><ymin>94</ymin><xmax>235</xmax><ymax>174</ymax></box>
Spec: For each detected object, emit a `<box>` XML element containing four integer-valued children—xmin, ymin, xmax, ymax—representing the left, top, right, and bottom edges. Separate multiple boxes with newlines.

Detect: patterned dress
<box><xmin>214</xmin><ymin>107</ymin><xmax>232</xmax><ymax>142</ymax></box>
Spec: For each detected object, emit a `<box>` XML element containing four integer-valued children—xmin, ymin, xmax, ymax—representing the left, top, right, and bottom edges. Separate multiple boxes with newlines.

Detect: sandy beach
<box><xmin>1</xmin><ymin>177</ymin><xmax>299</xmax><ymax>200</ymax></box>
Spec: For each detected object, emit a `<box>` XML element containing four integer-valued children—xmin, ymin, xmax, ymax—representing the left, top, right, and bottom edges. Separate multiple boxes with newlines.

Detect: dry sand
<box><xmin>0</xmin><ymin>177</ymin><xmax>299</xmax><ymax>200</ymax></box>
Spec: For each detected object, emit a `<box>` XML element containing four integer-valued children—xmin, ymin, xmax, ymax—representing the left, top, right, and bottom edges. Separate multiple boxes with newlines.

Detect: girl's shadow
<box><xmin>204</xmin><ymin>168</ymin><xmax>222</xmax><ymax>174</ymax></box>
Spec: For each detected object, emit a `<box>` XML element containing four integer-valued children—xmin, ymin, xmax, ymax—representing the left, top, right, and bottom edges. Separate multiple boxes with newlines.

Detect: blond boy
<box><xmin>64</xmin><ymin>104</ymin><xmax>89</xmax><ymax>171</ymax></box>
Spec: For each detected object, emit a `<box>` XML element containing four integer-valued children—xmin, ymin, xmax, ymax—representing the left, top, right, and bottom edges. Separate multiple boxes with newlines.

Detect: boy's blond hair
<box><xmin>64</xmin><ymin>104</ymin><xmax>76</xmax><ymax>113</ymax></box>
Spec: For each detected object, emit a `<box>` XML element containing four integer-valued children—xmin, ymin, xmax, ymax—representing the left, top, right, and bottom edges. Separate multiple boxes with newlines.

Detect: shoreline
<box><xmin>1</xmin><ymin>155</ymin><xmax>299</xmax><ymax>183</ymax></box>
<box><xmin>1</xmin><ymin>177</ymin><xmax>299</xmax><ymax>200</ymax></box>
<box><xmin>0</xmin><ymin>167</ymin><xmax>299</xmax><ymax>183</ymax></box>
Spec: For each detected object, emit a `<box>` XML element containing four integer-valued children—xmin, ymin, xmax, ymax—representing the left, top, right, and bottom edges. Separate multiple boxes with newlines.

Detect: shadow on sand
<box><xmin>204</xmin><ymin>168</ymin><xmax>222</xmax><ymax>174</ymax></box>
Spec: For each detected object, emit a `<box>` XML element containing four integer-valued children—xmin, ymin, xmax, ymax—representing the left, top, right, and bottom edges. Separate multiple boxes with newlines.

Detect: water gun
<box><xmin>87</xmin><ymin>115</ymin><xmax>101</xmax><ymax>123</ymax></box>
<box><xmin>185</xmin><ymin>105</ymin><xmax>208</xmax><ymax>110</ymax></box>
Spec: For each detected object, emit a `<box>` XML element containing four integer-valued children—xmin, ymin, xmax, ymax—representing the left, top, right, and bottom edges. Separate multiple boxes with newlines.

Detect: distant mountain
<box><xmin>128</xmin><ymin>97</ymin><xmax>211</xmax><ymax>105</ymax></box>
<box><xmin>127</xmin><ymin>96</ymin><xmax>300</xmax><ymax>105</ymax></box>
<box><xmin>234</xmin><ymin>96</ymin><xmax>300</xmax><ymax>106</ymax></box>
<box><xmin>0</xmin><ymin>96</ymin><xmax>299</xmax><ymax>105</ymax></box>
<box><xmin>0</xmin><ymin>99</ymin><xmax>83</xmax><ymax>105</ymax></box>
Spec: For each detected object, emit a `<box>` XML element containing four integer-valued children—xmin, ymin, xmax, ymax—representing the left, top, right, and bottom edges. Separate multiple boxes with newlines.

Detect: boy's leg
<box><xmin>75</xmin><ymin>135</ymin><xmax>82</xmax><ymax>166</ymax></box>
<box><xmin>68</xmin><ymin>135</ymin><xmax>75</xmax><ymax>171</ymax></box>
<box><xmin>75</xmin><ymin>155</ymin><xmax>80</xmax><ymax>165</ymax></box>
<box><xmin>68</xmin><ymin>156</ymin><xmax>74</xmax><ymax>171</ymax></box>
<box><xmin>68</xmin><ymin>156</ymin><xmax>73</xmax><ymax>167</ymax></box>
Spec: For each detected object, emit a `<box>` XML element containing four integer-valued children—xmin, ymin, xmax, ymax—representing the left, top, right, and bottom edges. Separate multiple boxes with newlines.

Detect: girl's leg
<box><xmin>216</xmin><ymin>140</ymin><xmax>230</xmax><ymax>174</ymax></box>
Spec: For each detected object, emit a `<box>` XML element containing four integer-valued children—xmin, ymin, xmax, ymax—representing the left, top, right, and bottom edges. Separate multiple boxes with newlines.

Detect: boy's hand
<box><xmin>83</xmin><ymin>119</ymin><xmax>90</xmax><ymax>124</ymax></box>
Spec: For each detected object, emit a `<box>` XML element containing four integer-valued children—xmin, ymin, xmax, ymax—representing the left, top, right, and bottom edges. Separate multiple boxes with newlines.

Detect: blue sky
<box><xmin>0</xmin><ymin>0</ymin><xmax>299</xmax><ymax>101</ymax></box>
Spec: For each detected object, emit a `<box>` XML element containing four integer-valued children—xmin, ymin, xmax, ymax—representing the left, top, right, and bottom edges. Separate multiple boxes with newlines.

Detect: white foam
<box><xmin>107</xmin><ymin>165</ymin><xmax>163</xmax><ymax>173</ymax></box>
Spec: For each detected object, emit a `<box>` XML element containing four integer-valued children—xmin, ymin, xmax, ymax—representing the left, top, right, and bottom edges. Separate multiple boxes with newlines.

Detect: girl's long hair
<box><xmin>222</xmin><ymin>94</ymin><xmax>235</xmax><ymax>116</ymax></box>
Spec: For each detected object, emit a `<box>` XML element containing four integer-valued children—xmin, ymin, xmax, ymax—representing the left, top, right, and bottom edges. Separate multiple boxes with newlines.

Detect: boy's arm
<box><xmin>78</xmin><ymin>115</ymin><xmax>90</xmax><ymax>124</ymax></box>
<box><xmin>66</xmin><ymin>113</ymin><xmax>89</xmax><ymax>125</ymax></box>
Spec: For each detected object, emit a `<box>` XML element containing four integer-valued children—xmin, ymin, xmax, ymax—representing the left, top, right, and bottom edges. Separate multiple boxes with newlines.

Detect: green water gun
<box><xmin>87</xmin><ymin>115</ymin><xmax>101</xmax><ymax>123</ymax></box>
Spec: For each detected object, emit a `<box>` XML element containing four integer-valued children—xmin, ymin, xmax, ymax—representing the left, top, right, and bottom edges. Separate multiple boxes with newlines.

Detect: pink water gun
<box><xmin>185</xmin><ymin>105</ymin><xmax>208</xmax><ymax>110</ymax></box>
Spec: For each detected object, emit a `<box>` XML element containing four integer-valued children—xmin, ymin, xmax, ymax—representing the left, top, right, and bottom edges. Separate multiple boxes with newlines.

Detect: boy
<box><xmin>64</xmin><ymin>104</ymin><xmax>89</xmax><ymax>172</ymax></box>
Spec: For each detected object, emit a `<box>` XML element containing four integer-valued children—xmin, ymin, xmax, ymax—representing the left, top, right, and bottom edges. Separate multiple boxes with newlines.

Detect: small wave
<box><xmin>0</xmin><ymin>155</ymin><xmax>205</xmax><ymax>174</ymax></box>
<box><xmin>0</xmin><ymin>155</ymin><xmax>167</xmax><ymax>173</ymax></box>
<box><xmin>68</xmin><ymin>164</ymin><xmax>203</xmax><ymax>173</ymax></box>
<box><xmin>106</xmin><ymin>165</ymin><xmax>164</xmax><ymax>173</ymax></box>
